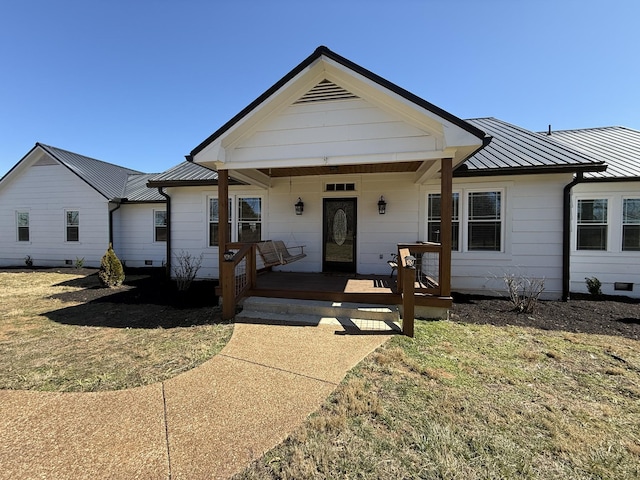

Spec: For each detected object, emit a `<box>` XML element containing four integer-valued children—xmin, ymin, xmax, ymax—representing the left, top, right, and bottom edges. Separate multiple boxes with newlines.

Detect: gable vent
<box><xmin>294</xmin><ymin>79</ymin><xmax>359</xmax><ymax>104</ymax></box>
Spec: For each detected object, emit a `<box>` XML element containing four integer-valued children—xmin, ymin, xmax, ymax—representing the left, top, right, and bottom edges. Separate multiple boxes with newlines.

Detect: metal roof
<box><xmin>457</xmin><ymin>118</ymin><xmax>606</xmax><ymax>176</ymax></box>
<box><xmin>544</xmin><ymin>126</ymin><xmax>640</xmax><ymax>179</ymax></box>
<box><xmin>122</xmin><ymin>174</ymin><xmax>165</xmax><ymax>202</ymax></box>
<box><xmin>146</xmin><ymin>161</ymin><xmax>223</xmax><ymax>186</ymax></box>
<box><xmin>38</xmin><ymin>143</ymin><xmax>142</xmax><ymax>199</ymax></box>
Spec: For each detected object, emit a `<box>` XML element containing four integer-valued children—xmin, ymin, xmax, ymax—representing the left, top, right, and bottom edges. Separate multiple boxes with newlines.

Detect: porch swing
<box><xmin>256</xmin><ymin>238</ymin><xmax>306</xmax><ymax>268</ymax></box>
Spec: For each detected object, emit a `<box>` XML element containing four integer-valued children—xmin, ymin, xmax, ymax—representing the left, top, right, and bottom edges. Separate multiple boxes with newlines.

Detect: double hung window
<box><xmin>576</xmin><ymin>199</ymin><xmax>608</xmax><ymax>250</ymax></box>
<box><xmin>622</xmin><ymin>198</ymin><xmax>640</xmax><ymax>251</ymax></box>
<box><xmin>154</xmin><ymin>210</ymin><xmax>167</xmax><ymax>242</ymax></box>
<box><xmin>209</xmin><ymin>196</ymin><xmax>262</xmax><ymax>246</ymax></box>
<box><xmin>17</xmin><ymin>212</ymin><xmax>29</xmax><ymax>242</ymax></box>
<box><xmin>427</xmin><ymin>193</ymin><xmax>459</xmax><ymax>250</ymax></box>
<box><xmin>66</xmin><ymin>210</ymin><xmax>79</xmax><ymax>242</ymax></box>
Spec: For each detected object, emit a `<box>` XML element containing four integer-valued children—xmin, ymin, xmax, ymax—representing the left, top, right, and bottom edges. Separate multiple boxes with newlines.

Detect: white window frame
<box><xmin>65</xmin><ymin>210</ymin><xmax>79</xmax><ymax>242</ymax></box>
<box><xmin>622</xmin><ymin>197</ymin><xmax>640</xmax><ymax>252</ymax></box>
<box><xmin>154</xmin><ymin>209</ymin><xmax>167</xmax><ymax>243</ymax></box>
<box><xmin>208</xmin><ymin>195</ymin><xmax>264</xmax><ymax>247</ymax></box>
<box><xmin>16</xmin><ymin>211</ymin><xmax>30</xmax><ymax>242</ymax></box>
<box><xmin>575</xmin><ymin>198</ymin><xmax>609</xmax><ymax>251</ymax></box>
<box><xmin>427</xmin><ymin>191</ymin><xmax>461</xmax><ymax>251</ymax></box>
<box><xmin>426</xmin><ymin>187</ymin><xmax>506</xmax><ymax>254</ymax></box>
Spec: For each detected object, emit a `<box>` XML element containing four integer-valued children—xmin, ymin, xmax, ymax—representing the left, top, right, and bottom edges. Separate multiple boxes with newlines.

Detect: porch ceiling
<box><xmin>257</xmin><ymin>160</ymin><xmax>423</xmax><ymax>177</ymax></box>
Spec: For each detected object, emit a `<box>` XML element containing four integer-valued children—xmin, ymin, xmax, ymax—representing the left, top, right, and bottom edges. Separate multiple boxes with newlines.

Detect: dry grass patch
<box><xmin>0</xmin><ymin>270</ymin><xmax>232</xmax><ymax>392</ymax></box>
<box><xmin>237</xmin><ymin>320</ymin><xmax>640</xmax><ymax>480</ymax></box>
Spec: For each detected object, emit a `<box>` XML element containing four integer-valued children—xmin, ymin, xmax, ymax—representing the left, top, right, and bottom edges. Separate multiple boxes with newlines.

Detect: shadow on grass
<box><xmin>46</xmin><ymin>272</ymin><xmax>223</xmax><ymax>329</ymax></box>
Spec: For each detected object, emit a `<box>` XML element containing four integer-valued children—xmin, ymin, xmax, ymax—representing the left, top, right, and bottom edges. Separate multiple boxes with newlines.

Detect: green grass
<box><xmin>236</xmin><ymin>320</ymin><xmax>640</xmax><ymax>479</ymax></box>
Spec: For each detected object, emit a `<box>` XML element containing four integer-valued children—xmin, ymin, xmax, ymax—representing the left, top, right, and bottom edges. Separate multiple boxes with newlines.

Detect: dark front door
<box><xmin>323</xmin><ymin>198</ymin><xmax>357</xmax><ymax>273</ymax></box>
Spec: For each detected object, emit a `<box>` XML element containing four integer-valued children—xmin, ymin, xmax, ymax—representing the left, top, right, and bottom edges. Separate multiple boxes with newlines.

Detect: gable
<box><xmin>191</xmin><ymin>47</ymin><xmax>487</xmax><ymax>177</ymax></box>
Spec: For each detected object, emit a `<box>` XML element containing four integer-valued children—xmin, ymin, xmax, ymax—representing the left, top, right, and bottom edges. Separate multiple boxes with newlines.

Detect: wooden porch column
<box><xmin>218</xmin><ymin>170</ymin><xmax>234</xmax><ymax>320</ymax></box>
<box><xmin>439</xmin><ymin>158</ymin><xmax>453</xmax><ymax>297</ymax></box>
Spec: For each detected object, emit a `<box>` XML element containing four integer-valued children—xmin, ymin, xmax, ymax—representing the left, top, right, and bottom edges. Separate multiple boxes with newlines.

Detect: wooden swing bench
<box><xmin>256</xmin><ymin>240</ymin><xmax>306</xmax><ymax>267</ymax></box>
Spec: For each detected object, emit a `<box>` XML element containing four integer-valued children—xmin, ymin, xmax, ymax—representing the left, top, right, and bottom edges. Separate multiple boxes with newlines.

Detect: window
<box><xmin>66</xmin><ymin>210</ymin><xmax>79</xmax><ymax>242</ymax></box>
<box><xmin>209</xmin><ymin>198</ymin><xmax>231</xmax><ymax>247</ymax></box>
<box><xmin>622</xmin><ymin>198</ymin><xmax>640</xmax><ymax>251</ymax></box>
<box><xmin>577</xmin><ymin>199</ymin><xmax>607</xmax><ymax>250</ymax></box>
<box><xmin>17</xmin><ymin>212</ymin><xmax>29</xmax><ymax>242</ymax></box>
<box><xmin>154</xmin><ymin>210</ymin><xmax>167</xmax><ymax>242</ymax></box>
<box><xmin>237</xmin><ymin>197</ymin><xmax>262</xmax><ymax>243</ymax></box>
<box><xmin>427</xmin><ymin>193</ymin><xmax>459</xmax><ymax>250</ymax></box>
<box><xmin>468</xmin><ymin>191</ymin><xmax>502</xmax><ymax>251</ymax></box>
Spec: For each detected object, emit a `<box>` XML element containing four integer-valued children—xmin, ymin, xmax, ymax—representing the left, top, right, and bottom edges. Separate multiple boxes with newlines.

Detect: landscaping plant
<box><xmin>99</xmin><ymin>243</ymin><xmax>125</xmax><ymax>287</ymax></box>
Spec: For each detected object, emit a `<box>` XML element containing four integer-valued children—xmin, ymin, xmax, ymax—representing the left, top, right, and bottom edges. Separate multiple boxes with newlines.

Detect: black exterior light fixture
<box><xmin>377</xmin><ymin>195</ymin><xmax>387</xmax><ymax>214</ymax></box>
<box><xmin>295</xmin><ymin>197</ymin><xmax>304</xmax><ymax>215</ymax></box>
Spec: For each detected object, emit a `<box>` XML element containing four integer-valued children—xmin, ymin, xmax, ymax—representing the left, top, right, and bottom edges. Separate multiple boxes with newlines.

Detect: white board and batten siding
<box><xmin>423</xmin><ymin>174</ymin><xmax>572</xmax><ymax>300</ymax></box>
<box><xmin>571</xmin><ymin>182</ymin><xmax>640</xmax><ymax>298</ymax></box>
<box><xmin>112</xmin><ymin>204</ymin><xmax>167</xmax><ymax>268</ymax></box>
<box><xmin>0</xmin><ymin>160</ymin><xmax>110</xmax><ymax>267</ymax></box>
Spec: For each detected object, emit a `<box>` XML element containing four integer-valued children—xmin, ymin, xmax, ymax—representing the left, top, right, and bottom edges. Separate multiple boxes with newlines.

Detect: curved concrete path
<box><xmin>0</xmin><ymin>323</ymin><xmax>390</xmax><ymax>479</ymax></box>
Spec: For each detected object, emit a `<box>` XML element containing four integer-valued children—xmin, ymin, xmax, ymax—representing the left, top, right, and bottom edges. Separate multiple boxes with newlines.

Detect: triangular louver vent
<box><xmin>294</xmin><ymin>79</ymin><xmax>359</xmax><ymax>104</ymax></box>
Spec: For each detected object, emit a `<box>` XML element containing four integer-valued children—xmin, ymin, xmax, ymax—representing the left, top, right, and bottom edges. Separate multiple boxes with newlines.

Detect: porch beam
<box><xmin>413</xmin><ymin>159</ymin><xmax>439</xmax><ymax>184</ymax></box>
<box><xmin>439</xmin><ymin>158</ymin><xmax>452</xmax><ymax>297</ymax></box>
<box><xmin>229</xmin><ymin>169</ymin><xmax>270</xmax><ymax>189</ymax></box>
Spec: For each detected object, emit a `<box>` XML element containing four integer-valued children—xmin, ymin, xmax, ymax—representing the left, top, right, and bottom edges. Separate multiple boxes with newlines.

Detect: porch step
<box><xmin>236</xmin><ymin>296</ymin><xmax>401</xmax><ymax>330</ymax></box>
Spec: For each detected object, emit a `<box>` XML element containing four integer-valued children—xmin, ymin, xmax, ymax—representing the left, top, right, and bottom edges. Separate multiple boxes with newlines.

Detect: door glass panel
<box><xmin>324</xmin><ymin>199</ymin><xmax>355</xmax><ymax>267</ymax></box>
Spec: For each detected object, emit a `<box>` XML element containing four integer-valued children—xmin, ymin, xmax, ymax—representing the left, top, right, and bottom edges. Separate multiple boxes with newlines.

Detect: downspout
<box><xmin>562</xmin><ymin>172</ymin><xmax>584</xmax><ymax>301</ymax></box>
<box><xmin>158</xmin><ymin>188</ymin><xmax>171</xmax><ymax>278</ymax></box>
<box><xmin>108</xmin><ymin>200</ymin><xmax>122</xmax><ymax>247</ymax></box>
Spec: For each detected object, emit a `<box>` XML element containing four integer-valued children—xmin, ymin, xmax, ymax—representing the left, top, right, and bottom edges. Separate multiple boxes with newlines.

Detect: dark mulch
<box><xmin>451</xmin><ymin>292</ymin><xmax>640</xmax><ymax>340</ymax></box>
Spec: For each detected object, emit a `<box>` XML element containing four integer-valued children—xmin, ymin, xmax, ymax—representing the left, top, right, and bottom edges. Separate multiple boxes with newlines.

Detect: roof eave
<box><xmin>454</xmin><ymin>163</ymin><xmax>607</xmax><ymax>178</ymax></box>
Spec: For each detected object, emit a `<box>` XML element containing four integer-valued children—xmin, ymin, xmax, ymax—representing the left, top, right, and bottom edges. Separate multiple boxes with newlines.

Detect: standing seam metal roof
<box><xmin>461</xmin><ymin>118</ymin><xmax>606</xmax><ymax>174</ymax></box>
<box><xmin>543</xmin><ymin>127</ymin><xmax>640</xmax><ymax>179</ymax></box>
<box><xmin>38</xmin><ymin>143</ymin><xmax>142</xmax><ymax>200</ymax></box>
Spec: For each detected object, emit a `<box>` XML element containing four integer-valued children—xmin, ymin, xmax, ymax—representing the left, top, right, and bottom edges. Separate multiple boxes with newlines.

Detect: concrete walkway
<box><xmin>0</xmin><ymin>323</ymin><xmax>391</xmax><ymax>479</ymax></box>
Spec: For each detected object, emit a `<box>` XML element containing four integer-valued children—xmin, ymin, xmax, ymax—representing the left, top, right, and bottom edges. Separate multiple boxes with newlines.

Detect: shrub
<box><xmin>24</xmin><ymin>255</ymin><xmax>33</xmax><ymax>267</ymax></box>
<box><xmin>173</xmin><ymin>250</ymin><xmax>203</xmax><ymax>291</ymax></box>
<box><xmin>99</xmin><ymin>244</ymin><xmax>125</xmax><ymax>288</ymax></box>
<box><xmin>585</xmin><ymin>276</ymin><xmax>602</xmax><ymax>296</ymax></box>
<box><xmin>74</xmin><ymin>257</ymin><xmax>85</xmax><ymax>269</ymax></box>
<box><xmin>503</xmin><ymin>272</ymin><xmax>545</xmax><ymax>313</ymax></box>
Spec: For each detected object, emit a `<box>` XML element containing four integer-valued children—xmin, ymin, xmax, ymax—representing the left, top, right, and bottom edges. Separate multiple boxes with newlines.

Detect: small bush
<box><xmin>99</xmin><ymin>244</ymin><xmax>125</xmax><ymax>288</ymax></box>
<box><xmin>173</xmin><ymin>250</ymin><xmax>203</xmax><ymax>291</ymax></box>
<box><xmin>74</xmin><ymin>257</ymin><xmax>85</xmax><ymax>269</ymax></box>
<box><xmin>504</xmin><ymin>272</ymin><xmax>545</xmax><ymax>313</ymax></box>
<box><xmin>24</xmin><ymin>255</ymin><xmax>33</xmax><ymax>267</ymax></box>
<box><xmin>585</xmin><ymin>276</ymin><xmax>602</xmax><ymax>296</ymax></box>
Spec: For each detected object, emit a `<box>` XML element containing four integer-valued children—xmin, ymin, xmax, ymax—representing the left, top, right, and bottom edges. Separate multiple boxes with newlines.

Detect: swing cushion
<box><xmin>257</xmin><ymin>240</ymin><xmax>306</xmax><ymax>267</ymax></box>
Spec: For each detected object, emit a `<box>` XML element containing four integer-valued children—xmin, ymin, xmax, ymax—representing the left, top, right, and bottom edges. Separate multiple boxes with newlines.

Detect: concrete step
<box><xmin>236</xmin><ymin>296</ymin><xmax>401</xmax><ymax>331</ymax></box>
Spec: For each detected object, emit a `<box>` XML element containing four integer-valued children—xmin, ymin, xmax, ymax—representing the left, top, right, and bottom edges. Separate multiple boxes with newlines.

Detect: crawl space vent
<box><xmin>294</xmin><ymin>79</ymin><xmax>359</xmax><ymax>104</ymax></box>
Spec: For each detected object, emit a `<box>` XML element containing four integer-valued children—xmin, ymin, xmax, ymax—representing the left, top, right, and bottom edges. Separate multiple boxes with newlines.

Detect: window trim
<box><xmin>16</xmin><ymin>211</ymin><xmax>30</xmax><ymax>242</ymax></box>
<box><xmin>65</xmin><ymin>210</ymin><xmax>79</xmax><ymax>243</ymax></box>
<box><xmin>208</xmin><ymin>195</ymin><xmax>264</xmax><ymax>247</ymax></box>
<box><xmin>154</xmin><ymin>209</ymin><xmax>167</xmax><ymax>243</ymax></box>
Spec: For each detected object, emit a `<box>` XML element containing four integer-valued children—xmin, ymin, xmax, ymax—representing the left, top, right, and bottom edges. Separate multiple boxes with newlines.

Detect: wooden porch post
<box><xmin>218</xmin><ymin>170</ymin><xmax>234</xmax><ymax>320</ymax></box>
<box><xmin>439</xmin><ymin>158</ymin><xmax>453</xmax><ymax>297</ymax></box>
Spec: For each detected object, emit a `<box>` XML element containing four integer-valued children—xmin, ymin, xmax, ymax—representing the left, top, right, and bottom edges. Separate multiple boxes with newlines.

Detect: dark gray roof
<box><xmin>457</xmin><ymin>118</ymin><xmax>606</xmax><ymax>176</ymax></box>
<box><xmin>544</xmin><ymin>127</ymin><xmax>640</xmax><ymax>179</ymax></box>
<box><xmin>147</xmin><ymin>161</ymin><xmax>244</xmax><ymax>186</ymax></box>
<box><xmin>38</xmin><ymin>143</ymin><xmax>142</xmax><ymax>199</ymax></box>
<box><xmin>123</xmin><ymin>174</ymin><xmax>166</xmax><ymax>202</ymax></box>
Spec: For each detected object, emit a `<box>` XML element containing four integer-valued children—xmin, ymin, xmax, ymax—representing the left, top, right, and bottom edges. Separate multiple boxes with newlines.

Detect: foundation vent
<box><xmin>294</xmin><ymin>79</ymin><xmax>358</xmax><ymax>104</ymax></box>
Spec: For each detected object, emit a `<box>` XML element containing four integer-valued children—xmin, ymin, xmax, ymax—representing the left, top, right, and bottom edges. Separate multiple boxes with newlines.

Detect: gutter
<box><xmin>562</xmin><ymin>172</ymin><xmax>584</xmax><ymax>301</ymax></box>
<box><xmin>158</xmin><ymin>188</ymin><xmax>171</xmax><ymax>278</ymax></box>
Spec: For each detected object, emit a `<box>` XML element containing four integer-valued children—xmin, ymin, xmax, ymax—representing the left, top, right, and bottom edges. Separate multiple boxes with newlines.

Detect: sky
<box><xmin>1</xmin><ymin>0</ymin><xmax>639</xmax><ymax>175</ymax></box>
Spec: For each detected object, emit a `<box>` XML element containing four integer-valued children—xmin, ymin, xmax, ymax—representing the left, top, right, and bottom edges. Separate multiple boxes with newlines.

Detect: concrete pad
<box><xmin>0</xmin><ymin>385</ymin><xmax>167</xmax><ymax>480</ymax></box>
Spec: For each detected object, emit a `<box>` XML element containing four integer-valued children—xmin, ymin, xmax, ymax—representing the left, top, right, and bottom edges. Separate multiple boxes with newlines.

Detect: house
<box><xmin>547</xmin><ymin>126</ymin><xmax>640</xmax><ymax>298</ymax></box>
<box><xmin>2</xmin><ymin>46</ymin><xmax>636</xmax><ymax>318</ymax></box>
<box><xmin>0</xmin><ymin>143</ymin><xmax>165</xmax><ymax>268</ymax></box>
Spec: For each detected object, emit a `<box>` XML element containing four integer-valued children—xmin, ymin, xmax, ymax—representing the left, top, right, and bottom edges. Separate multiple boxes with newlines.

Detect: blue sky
<box><xmin>1</xmin><ymin>0</ymin><xmax>638</xmax><ymax>175</ymax></box>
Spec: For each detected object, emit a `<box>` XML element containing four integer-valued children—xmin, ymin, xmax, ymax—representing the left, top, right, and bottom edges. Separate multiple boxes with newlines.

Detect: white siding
<box><xmin>0</xmin><ymin>161</ymin><xmax>110</xmax><ymax>267</ymax></box>
<box><xmin>113</xmin><ymin>204</ymin><xmax>167</xmax><ymax>268</ymax></box>
<box><xmin>571</xmin><ymin>182</ymin><xmax>640</xmax><ymax>298</ymax></box>
<box><xmin>424</xmin><ymin>174</ymin><xmax>572</xmax><ymax>300</ymax></box>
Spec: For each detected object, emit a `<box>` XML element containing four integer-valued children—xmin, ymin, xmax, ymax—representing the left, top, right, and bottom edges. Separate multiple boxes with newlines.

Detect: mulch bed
<box><xmin>451</xmin><ymin>292</ymin><xmax>640</xmax><ymax>340</ymax></box>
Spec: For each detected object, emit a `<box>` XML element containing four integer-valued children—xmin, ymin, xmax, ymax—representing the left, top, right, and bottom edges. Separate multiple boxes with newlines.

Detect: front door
<box><xmin>323</xmin><ymin>198</ymin><xmax>357</xmax><ymax>273</ymax></box>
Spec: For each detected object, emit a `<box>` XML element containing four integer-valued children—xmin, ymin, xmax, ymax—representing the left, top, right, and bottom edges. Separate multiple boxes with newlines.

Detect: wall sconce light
<box><xmin>295</xmin><ymin>197</ymin><xmax>304</xmax><ymax>215</ymax></box>
<box><xmin>377</xmin><ymin>196</ymin><xmax>387</xmax><ymax>215</ymax></box>
<box><xmin>404</xmin><ymin>255</ymin><xmax>416</xmax><ymax>268</ymax></box>
<box><xmin>223</xmin><ymin>251</ymin><xmax>235</xmax><ymax>262</ymax></box>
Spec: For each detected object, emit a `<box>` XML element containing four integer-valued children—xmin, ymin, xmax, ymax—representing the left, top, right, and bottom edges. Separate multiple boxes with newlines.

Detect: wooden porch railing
<box><xmin>396</xmin><ymin>242</ymin><xmax>450</xmax><ymax>337</ymax></box>
<box><xmin>221</xmin><ymin>242</ymin><xmax>257</xmax><ymax>320</ymax></box>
